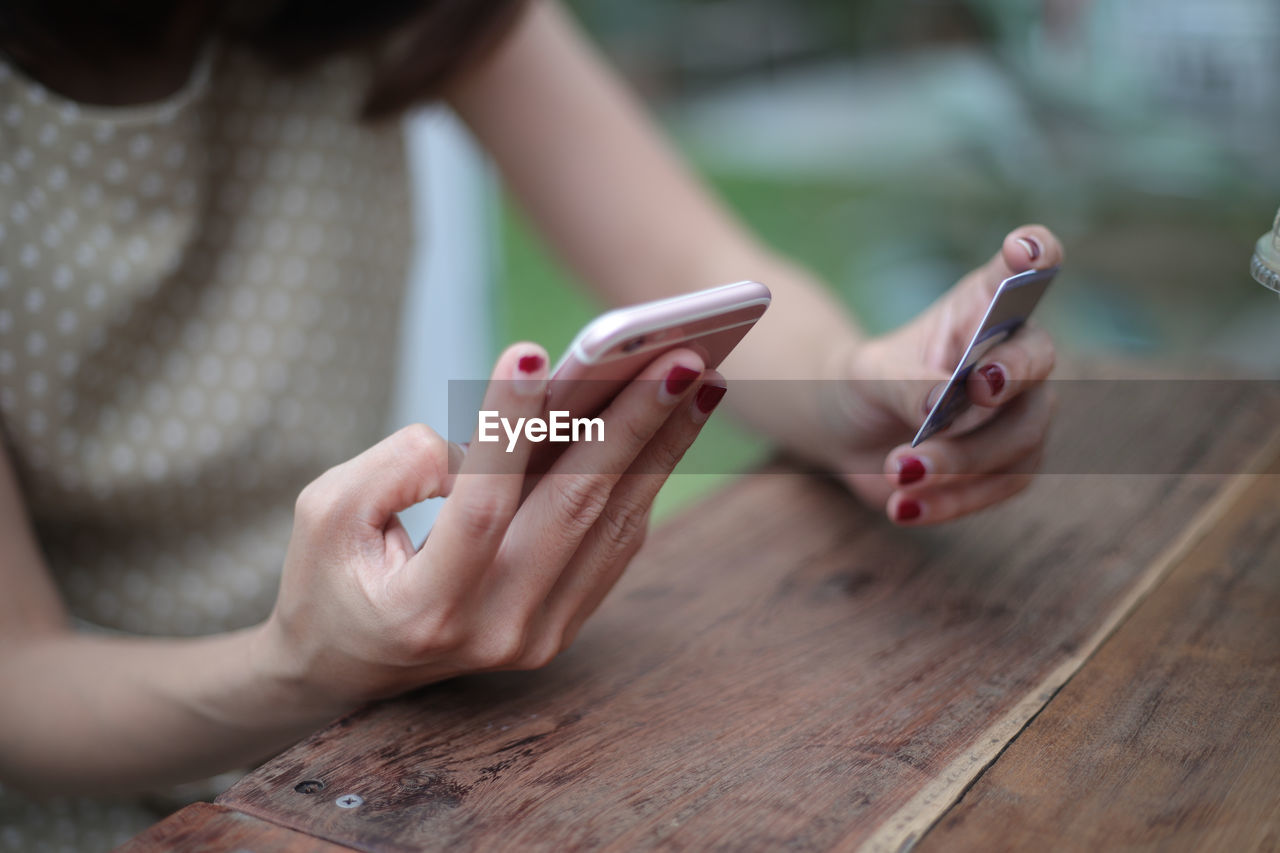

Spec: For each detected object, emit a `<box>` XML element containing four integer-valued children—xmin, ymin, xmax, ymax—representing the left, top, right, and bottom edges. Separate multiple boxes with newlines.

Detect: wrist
<box><xmin>819</xmin><ymin>335</ymin><xmax>883</xmax><ymax>430</ymax></box>
<box><xmin>242</xmin><ymin>618</ymin><xmax>352</xmax><ymax>729</ymax></box>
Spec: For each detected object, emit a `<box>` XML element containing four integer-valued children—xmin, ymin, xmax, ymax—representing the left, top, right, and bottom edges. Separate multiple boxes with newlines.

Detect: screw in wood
<box><xmin>335</xmin><ymin>793</ymin><xmax>364</xmax><ymax>809</ymax></box>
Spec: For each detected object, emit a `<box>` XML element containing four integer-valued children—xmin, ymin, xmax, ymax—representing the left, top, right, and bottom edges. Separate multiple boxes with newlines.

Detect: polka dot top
<box><xmin>0</xmin><ymin>45</ymin><xmax>412</xmax><ymax>637</ymax></box>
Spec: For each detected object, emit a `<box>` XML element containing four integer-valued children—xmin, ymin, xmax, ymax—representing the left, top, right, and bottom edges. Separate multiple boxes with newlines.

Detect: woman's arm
<box><xmin>0</xmin><ymin>345</ymin><xmax>723</xmax><ymax>794</ymax></box>
<box><xmin>0</xmin><ymin>442</ymin><xmax>333</xmax><ymax>796</ymax></box>
<box><xmin>446</xmin><ymin>1</ymin><xmax>1063</xmax><ymax>523</ymax></box>
<box><xmin>445</xmin><ymin>1</ymin><xmax>860</xmax><ymax>450</ymax></box>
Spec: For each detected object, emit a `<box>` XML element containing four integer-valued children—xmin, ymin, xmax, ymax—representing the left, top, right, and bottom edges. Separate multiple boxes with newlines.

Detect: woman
<box><xmin>0</xmin><ymin>0</ymin><xmax>1061</xmax><ymax>846</ymax></box>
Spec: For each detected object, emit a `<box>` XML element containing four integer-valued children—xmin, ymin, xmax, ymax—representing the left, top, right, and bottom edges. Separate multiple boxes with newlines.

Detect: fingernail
<box><xmin>447</xmin><ymin>440</ymin><xmax>467</xmax><ymax>474</ymax></box>
<box><xmin>663</xmin><ymin>365</ymin><xmax>699</xmax><ymax>400</ymax></box>
<box><xmin>978</xmin><ymin>363</ymin><xmax>1005</xmax><ymax>397</ymax></box>
<box><xmin>896</xmin><ymin>498</ymin><xmax>922</xmax><ymax>522</ymax></box>
<box><xmin>1016</xmin><ymin>236</ymin><xmax>1042</xmax><ymax>262</ymax></box>
<box><xmin>897</xmin><ymin>456</ymin><xmax>926</xmax><ymax>486</ymax></box>
<box><xmin>923</xmin><ymin>382</ymin><xmax>945</xmax><ymax>415</ymax></box>
<box><xmin>692</xmin><ymin>383</ymin><xmax>726</xmax><ymax>422</ymax></box>
<box><xmin>513</xmin><ymin>350</ymin><xmax>547</xmax><ymax>395</ymax></box>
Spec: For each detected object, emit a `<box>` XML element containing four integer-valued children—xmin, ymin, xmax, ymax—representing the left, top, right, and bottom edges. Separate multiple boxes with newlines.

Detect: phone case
<box><xmin>547</xmin><ymin>280</ymin><xmax>771</xmax><ymax>419</ymax></box>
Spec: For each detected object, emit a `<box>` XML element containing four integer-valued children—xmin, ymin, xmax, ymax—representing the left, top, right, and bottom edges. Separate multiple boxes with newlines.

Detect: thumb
<box><xmin>943</xmin><ymin>225</ymin><xmax>1065</xmax><ymax>328</ymax></box>
<box><xmin>842</xmin><ymin>337</ymin><xmax>949</xmax><ymax>432</ymax></box>
<box><xmin>879</xmin><ymin>225</ymin><xmax>1064</xmax><ymax>424</ymax></box>
<box><xmin>857</xmin><ymin>249</ymin><xmax>1018</xmax><ymax>427</ymax></box>
<box><xmin>318</xmin><ymin>424</ymin><xmax>462</xmax><ymax>534</ymax></box>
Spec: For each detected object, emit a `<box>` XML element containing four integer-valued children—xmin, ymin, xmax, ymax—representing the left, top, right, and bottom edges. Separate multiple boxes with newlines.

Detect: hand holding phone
<box><xmin>476</xmin><ymin>281</ymin><xmax>769</xmax><ymax>480</ymax></box>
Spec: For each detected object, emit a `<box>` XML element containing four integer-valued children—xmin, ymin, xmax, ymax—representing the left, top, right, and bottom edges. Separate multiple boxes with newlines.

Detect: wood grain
<box><xmin>914</xmin><ymin>455</ymin><xmax>1280</xmax><ymax>853</ymax></box>
<box><xmin>857</xmin><ymin>432</ymin><xmax>1279</xmax><ymax>853</ymax></box>
<box><xmin>114</xmin><ymin>803</ymin><xmax>357</xmax><ymax>853</ymax></box>
<box><xmin>216</xmin><ymin>379</ymin><xmax>1280</xmax><ymax>853</ymax></box>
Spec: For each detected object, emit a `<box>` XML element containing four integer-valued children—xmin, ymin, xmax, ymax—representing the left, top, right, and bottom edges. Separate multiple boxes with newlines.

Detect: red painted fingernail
<box><xmin>1016</xmin><ymin>236</ymin><xmax>1042</xmax><ymax>261</ymax></box>
<box><xmin>898</xmin><ymin>456</ymin><xmax>926</xmax><ymax>486</ymax></box>
<box><xmin>695</xmin><ymin>383</ymin><xmax>726</xmax><ymax>414</ymax></box>
<box><xmin>978</xmin><ymin>363</ymin><xmax>1005</xmax><ymax>397</ymax></box>
<box><xmin>896</xmin><ymin>499</ymin><xmax>922</xmax><ymax>522</ymax></box>
<box><xmin>665</xmin><ymin>365</ymin><xmax>699</xmax><ymax>397</ymax></box>
<box><xmin>518</xmin><ymin>353</ymin><xmax>544</xmax><ymax>374</ymax></box>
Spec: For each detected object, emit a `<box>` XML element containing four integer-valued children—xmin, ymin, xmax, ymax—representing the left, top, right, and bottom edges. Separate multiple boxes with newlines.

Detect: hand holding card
<box><xmin>912</xmin><ymin>265</ymin><xmax>1060</xmax><ymax>447</ymax></box>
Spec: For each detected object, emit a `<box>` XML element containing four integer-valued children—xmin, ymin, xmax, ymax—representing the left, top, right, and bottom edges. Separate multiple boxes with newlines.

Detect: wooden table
<box><xmin>120</xmin><ymin>378</ymin><xmax>1280</xmax><ymax>852</ymax></box>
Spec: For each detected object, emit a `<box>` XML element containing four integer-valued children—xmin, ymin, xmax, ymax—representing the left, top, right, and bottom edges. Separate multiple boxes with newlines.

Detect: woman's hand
<box><xmin>821</xmin><ymin>226</ymin><xmax>1063</xmax><ymax>525</ymax></box>
<box><xmin>253</xmin><ymin>344</ymin><xmax>726</xmax><ymax>710</ymax></box>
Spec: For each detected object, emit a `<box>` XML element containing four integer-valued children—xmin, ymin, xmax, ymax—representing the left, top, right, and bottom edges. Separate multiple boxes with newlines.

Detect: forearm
<box><xmin>449</xmin><ymin>1</ymin><xmax>864</xmax><ymax>441</ymax></box>
<box><xmin>692</xmin><ymin>245</ymin><xmax>864</xmax><ymax>449</ymax></box>
<box><xmin>0</xmin><ymin>624</ymin><xmax>345</xmax><ymax>797</ymax></box>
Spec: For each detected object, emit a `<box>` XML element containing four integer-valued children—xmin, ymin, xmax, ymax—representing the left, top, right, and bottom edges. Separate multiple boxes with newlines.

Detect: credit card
<box><xmin>911</xmin><ymin>265</ymin><xmax>1059</xmax><ymax>447</ymax></box>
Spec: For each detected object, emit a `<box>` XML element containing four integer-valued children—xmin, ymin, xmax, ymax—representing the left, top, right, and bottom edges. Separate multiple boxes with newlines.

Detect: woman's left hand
<box><xmin>819</xmin><ymin>225</ymin><xmax>1063</xmax><ymax>525</ymax></box>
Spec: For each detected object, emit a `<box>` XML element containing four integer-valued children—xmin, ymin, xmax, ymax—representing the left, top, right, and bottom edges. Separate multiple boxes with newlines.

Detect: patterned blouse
<box><xmin>0</xmin><ymin>43</ymin><xmax>414</xmax><ymax>848</ymax></box>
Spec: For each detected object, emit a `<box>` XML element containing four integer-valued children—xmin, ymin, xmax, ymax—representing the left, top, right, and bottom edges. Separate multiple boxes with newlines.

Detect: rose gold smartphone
<box><xmin>546</xmin><ymin>280</ymin><xmax>771</xmax><ymax>419</ymax></box>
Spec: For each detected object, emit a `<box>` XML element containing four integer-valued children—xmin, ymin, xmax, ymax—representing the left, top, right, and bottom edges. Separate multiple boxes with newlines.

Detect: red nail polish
<box><xmin>1017</xmin><ymin>236</ymin><xmax>1042</xmax><ymax>261</ymax></box>
<box><xmin>518</xmin><ymin>353</ymin><xmax>544</xmax><ymax>374</ymax></box>
<box><xmin>978</xmin><ymin>363</ymin><xmax>1005</xmax><ymax>397</ymax></box>
<box><xmin>665</xmin><ymin>365</ymin><xmax>699</xmax><ymax>396</ymax></box>
<box><xmin>897</xmin><ymin>499</ymin><xmax>922</xmax><ymax>522</ymax></box>
<box><xmin>898</xmin><ymin>456</ymin><xmax>926</xmax><ymax>486</ymax></box>
<box><xmin>695</xmin><ymin>383</ymin><xmax>726</xmax><ymax>414</ymax></box>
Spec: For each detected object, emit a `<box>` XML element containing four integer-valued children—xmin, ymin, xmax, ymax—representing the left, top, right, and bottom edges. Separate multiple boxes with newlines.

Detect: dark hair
<box><xmin>0</xmin><ymin>0</ymin><xmax>527</xmax><ymax>119</ymax></box>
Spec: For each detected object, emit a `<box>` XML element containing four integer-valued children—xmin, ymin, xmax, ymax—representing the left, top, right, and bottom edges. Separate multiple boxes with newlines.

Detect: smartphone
<box><xmin>546</xmin><ymin>280</ymin><xmax>771</xmax><ymax>419</ymax></box>
<box><xmin>912</xmin><ymin>265</ymin><xmax>1059</xmax><ymax>447</ymax></box>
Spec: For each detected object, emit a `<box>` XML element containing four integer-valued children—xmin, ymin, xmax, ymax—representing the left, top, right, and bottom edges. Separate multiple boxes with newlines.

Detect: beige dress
<box><xmin>0</xmin><ymin>43</ymin><xmax>413</xmax><ymax>849</ymax></box>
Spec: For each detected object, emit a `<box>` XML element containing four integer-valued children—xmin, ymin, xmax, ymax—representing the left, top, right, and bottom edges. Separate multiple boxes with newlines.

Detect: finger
<box><xmin>532</xmin><ymin>515</ymin><xmax>646</xmax><ymax>669</ymax></box>
<box><xmin>914</xmin><ymin>374</ymin><xmax>1000</xmax><ymax>440</ymax></box>
<box><xmin>964</xmin><ymin>323</ymin><xmax>1056</xmax><ymax>409</ymax></box>
<box><xmin>535</xmin><ymin>374</ymin><xmax>727</xmax><ymax>655</ymax></box>
<box><xmin>899</xmin><ymin>225</ymin><xmax>1062</xmax><ymax>427</ymax></box>
<box><xmin>887</xmin><ymin>449</ymin><xmax>1044</xmax><ymax>526</ymax></box>
<box><xmin>885</xmin><ymin>387</ymin><xmax>1053</xmax><ymax>491</ymax></box>
<box><xmin>875</xmin><ymin>227</ymin><xmax>1064</xmax><ymax>425</ymax></box>
<box><xmin>1000</xmin><ymin>224</ymin><xmax>1065</xmax><ymax>275</ymax></box>
<box><xmin>417</xmin><ymin>343</ymin><xmax>548</xmax><ymax>584</ymax></box>
<box><xmin>298</xmin><ymin>423</ymin><xmax>455</xmax><ymax>538</ymax></box>
<box><xmin>965</xmin><ymin>227</ymin><xmax>1065</xmax><ymax>307</ymax></box>
<box><xmin>943</xmin><ymin>227</ymin><xmax>1066</xmax><ymax>330</ymax></box>
<box><xmin>496</xmin><ymin>348</ymin><xmax>706</xmax><ymax>609</ymax></box>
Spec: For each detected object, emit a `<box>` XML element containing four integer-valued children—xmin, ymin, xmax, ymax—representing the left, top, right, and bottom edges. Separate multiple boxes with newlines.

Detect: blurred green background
<box><xmin>489</xmin><ymin>0</ymin><xmax>1280</xmax><ymax>516</ymax></box>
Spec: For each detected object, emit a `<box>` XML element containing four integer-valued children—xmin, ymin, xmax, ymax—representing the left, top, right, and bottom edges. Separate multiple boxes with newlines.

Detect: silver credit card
<box><xmin>911</xmin><ymin>265</ymin><xmax>1059</xmax><ymax>447</ymax></box>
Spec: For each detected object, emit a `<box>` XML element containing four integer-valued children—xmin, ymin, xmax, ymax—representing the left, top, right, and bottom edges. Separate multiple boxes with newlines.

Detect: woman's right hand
<box><xmin>251</xmin><ymin>343</ymin><xmax>725</xmax><ymax>711</ymax></box>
